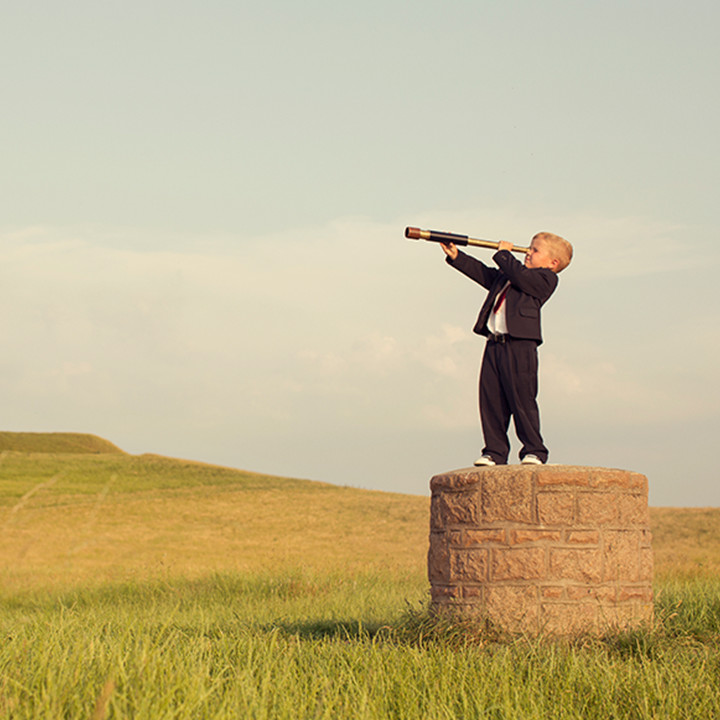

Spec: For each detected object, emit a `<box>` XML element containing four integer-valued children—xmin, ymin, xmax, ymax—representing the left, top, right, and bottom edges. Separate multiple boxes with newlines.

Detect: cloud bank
<box><xmin>1</xmin><ymin>209</ymin><xmax>718</xmax><ymax>505</ymax></box>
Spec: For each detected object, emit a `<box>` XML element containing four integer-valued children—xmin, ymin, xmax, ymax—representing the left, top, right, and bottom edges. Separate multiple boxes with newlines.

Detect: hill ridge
<box><xmin>0</xmin><ymin>431</ymin><xmax>125</xmax><ymax>455</ymax></box>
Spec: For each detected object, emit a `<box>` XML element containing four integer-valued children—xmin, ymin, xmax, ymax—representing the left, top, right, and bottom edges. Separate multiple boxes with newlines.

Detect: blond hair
<box><xmin>533</xmin><ymin>232</ymin><xmax>573</xmax><ymax>273</ymax></box>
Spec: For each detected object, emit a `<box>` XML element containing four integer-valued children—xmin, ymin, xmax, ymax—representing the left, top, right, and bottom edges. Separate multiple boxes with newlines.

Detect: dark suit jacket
<box><xmin>447</xmin><ymin>249</ymin><xmax>558</xmax><ymax>344</ymax></box>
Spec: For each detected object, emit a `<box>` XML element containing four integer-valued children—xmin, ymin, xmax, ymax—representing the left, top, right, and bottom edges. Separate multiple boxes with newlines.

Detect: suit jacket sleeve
<box><xmin>445</xmin><ymin>249</ymin><xmax>501</xmax><ymax>290</ymax></box>
<box><xmin>493</xmin><ymin>249</ymin><xmax>558</xmax><ymax>302</ymax></box>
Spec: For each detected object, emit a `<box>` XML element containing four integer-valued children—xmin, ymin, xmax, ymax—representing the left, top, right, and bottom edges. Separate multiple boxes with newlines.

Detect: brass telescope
<box><xmin>405</xmin><ymin>226</ymin><xmax>530</xmax><ymax>255</ymax></box>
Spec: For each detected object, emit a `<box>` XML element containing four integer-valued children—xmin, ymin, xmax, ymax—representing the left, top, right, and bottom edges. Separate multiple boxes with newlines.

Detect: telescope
<box><xmin>405</xmin><ymin>226</ymin><xmax>530</xmax><ymax>255</ymax></box>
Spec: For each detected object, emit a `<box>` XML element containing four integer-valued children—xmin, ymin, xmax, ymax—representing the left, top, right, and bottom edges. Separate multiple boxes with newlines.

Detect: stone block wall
<box><xmin>428</xmin><ymin>465</ymin><xmax>653</xmax><ymax>635</ymax></box>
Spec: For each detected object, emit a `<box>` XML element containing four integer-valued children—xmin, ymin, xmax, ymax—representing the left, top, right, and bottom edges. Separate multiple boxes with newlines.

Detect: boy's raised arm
<box><xmin>493</xmin><ymin>250</ymin><xmax>557</xmax><ymax>301</ymax></box>
<box><xmin>444</xmin><ymin>245</ymin><xmax>501</xmax><ymax>289</ymax></box>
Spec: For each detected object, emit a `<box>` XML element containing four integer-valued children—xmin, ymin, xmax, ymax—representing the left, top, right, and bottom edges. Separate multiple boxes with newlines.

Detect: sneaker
<box><xmin>521</xmin><ymin>454</ymin><xmax>543</xmax><ymax>465</ymax></box>
<box><xmin>474</xmin><ymin>455</ymin><xmax>496</xmax><ymax>467</ymax></box>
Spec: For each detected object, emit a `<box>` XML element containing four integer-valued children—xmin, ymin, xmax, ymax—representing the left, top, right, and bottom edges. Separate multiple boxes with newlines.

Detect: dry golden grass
<box><xmin>650</xmin><ymin>506</ymin><xmax>720</xmax><ymax>580</ymax></box>
<box><xmin>0</xmin><ymin>459</ymin><xmax>428</xmax><ymax>593</ymax></box>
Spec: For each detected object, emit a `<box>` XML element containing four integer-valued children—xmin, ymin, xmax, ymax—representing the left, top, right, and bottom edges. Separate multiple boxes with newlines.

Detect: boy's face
<box><xmin>524</xmin><ymin>237</ymin><xmax>558</xmax><ymax>271</ymax></box>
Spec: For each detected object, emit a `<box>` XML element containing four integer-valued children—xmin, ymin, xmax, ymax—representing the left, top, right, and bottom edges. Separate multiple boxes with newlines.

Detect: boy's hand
<box><xmin>441</xmin><ymin>242</ymin><xmax>458</xmax><ymax>260</ymax></box>
<box><xmin>497</xmin><ymin>240</ymin><xmax>513</xmax><ymax>252</ymax></box>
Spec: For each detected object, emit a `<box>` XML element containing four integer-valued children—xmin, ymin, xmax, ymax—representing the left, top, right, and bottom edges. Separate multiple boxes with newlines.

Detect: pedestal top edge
<box><xmin>430</xmin><ymin>465</ymin><xmax>647</xmax><ymax>491</ymax></box>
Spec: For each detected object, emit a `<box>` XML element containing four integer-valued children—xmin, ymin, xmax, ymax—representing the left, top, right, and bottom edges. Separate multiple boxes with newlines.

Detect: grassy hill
<box><xmin>0</xmin><ymin>433</ymin><xmax>429</xmax><ymax>592</ymax></box>
<box><xmin>1</xmin><ymin>432</ymin><xmax>719</xmax><ymax>591</ymax></box>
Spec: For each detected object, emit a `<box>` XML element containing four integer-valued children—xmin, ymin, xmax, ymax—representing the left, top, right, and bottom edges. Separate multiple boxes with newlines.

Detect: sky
<box><xmin>2</xmin><ymin>0</ymin><xmax>719</xmax><ymax>506</ymax></box>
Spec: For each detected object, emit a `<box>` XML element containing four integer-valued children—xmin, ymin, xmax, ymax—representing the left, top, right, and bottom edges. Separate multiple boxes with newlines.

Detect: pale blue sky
<box><xmin>2</xmin><ymin>1</ymin><xmax>719</xmax><ymax>505</ymax></box>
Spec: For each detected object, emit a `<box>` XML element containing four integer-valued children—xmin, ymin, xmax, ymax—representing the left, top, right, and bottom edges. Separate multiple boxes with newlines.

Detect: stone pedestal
<box><xmin>428</xmin><ymin>465</ymin><xmax>653</xmax><ymax>635</ymax></box>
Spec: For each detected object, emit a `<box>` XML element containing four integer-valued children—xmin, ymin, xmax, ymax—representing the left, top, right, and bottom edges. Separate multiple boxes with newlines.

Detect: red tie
<box><xmin>493</xmin><ymin>283</ymin><xmax>509</xmax><ymax>313</ymax></box>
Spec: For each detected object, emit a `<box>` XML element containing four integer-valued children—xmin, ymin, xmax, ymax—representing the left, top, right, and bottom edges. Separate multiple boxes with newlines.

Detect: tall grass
<box><xmin>2</xmin><ymin>573</ymin><xmax>719</xmax><ymax>719</ymax></box>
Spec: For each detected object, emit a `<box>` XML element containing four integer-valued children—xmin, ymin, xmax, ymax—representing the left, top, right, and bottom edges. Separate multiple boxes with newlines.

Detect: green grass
<box><xmin>2</xmin><ymin>574</ymin><xmax>720</xmax><ymax>719</ymax></box>
<box><xmin>1</xmin><ymin>432</ymin><xmax>720</xmax><ymax>719</ymax></box>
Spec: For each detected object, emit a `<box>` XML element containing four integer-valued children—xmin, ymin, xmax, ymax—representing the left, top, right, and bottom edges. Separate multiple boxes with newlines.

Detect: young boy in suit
<box><xmin>441</xmin><ymin>232</ymin><xmax>573</xmax><ymax>466</ymax></box>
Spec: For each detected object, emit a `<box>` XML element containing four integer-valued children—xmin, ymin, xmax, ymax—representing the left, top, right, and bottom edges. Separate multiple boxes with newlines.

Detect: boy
<box><xmin>441</xmin><ymin>232</ymin><xmax>572</xmax><ymax>466</ymax></box>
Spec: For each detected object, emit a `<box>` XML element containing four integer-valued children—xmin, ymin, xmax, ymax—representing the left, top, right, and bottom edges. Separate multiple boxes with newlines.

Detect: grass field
<box><xmin>1</xmin><ymin>433</ymin><xmax>719</xmax><ymax>718</ymax></box>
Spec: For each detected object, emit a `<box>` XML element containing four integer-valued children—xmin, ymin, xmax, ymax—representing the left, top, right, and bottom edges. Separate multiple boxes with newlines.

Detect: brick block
<box><xmin>618</xmin><ymin>494</ymin><xmax>650</xmax><ymax>525</ymax></box>
<box><xmin>602</xmin><ymin>531</ymin><xmax>640</xmax><ymax>582</ymax></box>
<box><xmin>548</xmin><ymin>548</ymin><xmax>602</xmax><ymax>583</ymax></box>
<box><xmin>566</xmin><ymin>585</ymin><xmax>617</xmax><ymax>602</ymax></box>
<box><xmin>509</xmin><ymin>529</ymin><xmax>562</xmax><ymax>545</ymax></box>
<box><xmin>577</xmin><ymin>493</ymin><xmax>618</xmax><ymax>526</ymax></box>
<box><xmin>462</xmin><ymin>585</ymin><xmax>483</xmax><ymax>599</ymax></box>
<box><xmin>589</xmin><ymin>470</ymin><xmax>646</xmax><ymax>491</ymax></box>
<box><xmin>430</xmin><ymin>468</ymin><xmax>482</xmax><ymax>492</ymax></box>
<box><xmin>639</xmin><ymin>547</ymin><xmax>654</xmax><ymax>581</ymax></box>
<box><xmin>431</xmin><ymin>490</ymin><xmax>479</xmax><ymax>528</ymax></box>
<box><xmin>541</xmin><ymin>585</ymin><xmax>565</xmax><ymax>599</ymax></box>
<box><xmin>627</xmin><ymin>473</ymin><xmax>648</xmax><ymax>490</ymax></box>
<box><xmin>430</xmin><ymin>585</ymin><xmax>461</xmax><ymax>603</ymax></box>
<box><xmin>482</xmin><ymin>472</ymin><xmax>534</xmax><ymax>524</ymax></box>
<box><xmin>640</xmin><ymin>528</ymin><xmax>653</xmax><ymax>548</ymax></box>
<box><xmin>427</xmin><ymin>532</ymin><xmax>450</xmax><ymax>583</ymax></box>
<box><xmin>463</xmin><ymin>528</ymin><xmax>506</xmax><ymax>546</ymax></box>
<box><xmin>485</xmin><ymin>585</ymin><xmax>539</xmax><ymax>632</ymax></box>
<box><xmin>451</xmin><ymin>549</ymin><xmax>489</xmax><ymax>582</ymax></box>
<box><xmin>535</xmin><ymin>467</ymin><xmax>592</xmax><ymax>488</ymax></box>
<box><xmin>429</xmin><ymin>493</ymin><xmax>443</xmax><ymax>530</ymax></box>
<box><xmin>618</xmin><ymin>586</ymin><xmax>653</xmax><ymax>603</ymax></box>
<box><xmin>588</xmin><ymin>469</ymin><xmax>636</xmax><ymax>489</ymax></box>
<box><xmin>491</xmin><ymin>547</ymin><xmax>546</xmax><ymax>581</ymax></box>
<box><xmin>537</xmin><ymin>492</ymin><xmax>575</xmax><ymax>526</ymax></box>
<box><xmin>565</xmin><ymin>530</ymin><xmax>600</xmax><ymax>545</ymax></box>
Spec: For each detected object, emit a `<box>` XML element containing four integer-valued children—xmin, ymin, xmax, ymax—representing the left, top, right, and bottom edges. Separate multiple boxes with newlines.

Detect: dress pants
<box><xmin>479</xmin><ymin>337</ymin><xmax>548</xmax><ymax>464</ymax></box>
